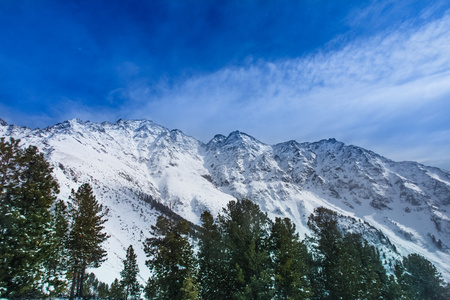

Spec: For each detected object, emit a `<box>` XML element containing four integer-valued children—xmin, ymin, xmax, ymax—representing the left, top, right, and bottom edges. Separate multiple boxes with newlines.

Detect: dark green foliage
<box><xmin>334</xmin><ymin>234</ymin><xmax>388</xmax><ymax>300</ymax></box>
<box><xmin>307</xmin><ymin>207</ymin><xmax>391</xmax><ymax>300</ymax></box>
<box><xmin>68</xmin><ymin>183</ymin><xmax>109</xmax><ymax>299</ymax></box>
<box><xmin>43</xmin><ymin>199</ymin><xmax>70</xmax><ymax>295</ymax></box>
<box><xmin>217</xmin><ymin>199</ymin><xmax>273</xmax><ymax>300</ymax></box>
<box><xmin>109</xmin><ymin>278</ymin><xmax>125</xmax><ymax>300</ymax></box>
<box><xmin>442</xmin><ymin>283</ymin><xmax>450</xmax><ymax>299</ymax></box>
<box><xmin>198</xmin><ymin>210</ymin><xmax>229</xmax><ymax>300</ymax></box>
<box><xmin>384</xmin><ymin>274</ymin><xmax>405</xmax><ymax>300</ymax></box>
<box><xmin>307</xmin><ymin>207</ymin><xmax>341</xmax><ymax>262</ymax></box>
<box><xmin>0</xmin><ymin>138</ymin><xmax>61</xmax><ymax>297</ymax></box>
<box><xmin>97</xmin><ymin>280</ymin><xmax>110</xmax><ymax>298</ymax></box>
<box><xmin>77</xmin><ymin>272</ymin><xmax>110</xmax><ymax>299</ymax></box>
<box><xmin>180</xmin><ymin>274</ymin><xmax>201</xmax><ymax>300</ymax></box>
<box><xmin>143</xmin><ymin>278</ymin><xmax>157</xmax><ymax>300</ymax></box>
<box><xmin>396</xmin><ymin>253</ymin><xmax>445</xmax><ymax>300</ymax></box>
<box><xmin>195</xmin><ymin>202</ymin><xmax>450</xmax><ymax>300</ymax></box>
<box><xmin>307</xmin><ymin>207</ymin><xmax>342</xmax><ymax>298</ymax></box>
<box><xmin>121</xmin><ymin>245</ymin><xmax>141</xmax><ymax>299</ymax></box>
<box><xmin>305</xmin><ymin>207</ymin><xmax>450</xmax><ymax>300</ymax></box>
<box><xmin>138</xmin><ymin>192</ymin><xmax>202</xmax><ymax>237</ymax></box>
<box><xmin>270</xmin><ymin>217</ymin><xmax>313</xmax><ymax>299</ymax></box>
<box><xmin>83</xmin><ymin>272</ymin><xmax>99</xmax><ymax>298</ymax></box>
<box><xmin>144</xmin><ymin>215</ymin><xmax>197</xmax><ymax>300</ymax></box>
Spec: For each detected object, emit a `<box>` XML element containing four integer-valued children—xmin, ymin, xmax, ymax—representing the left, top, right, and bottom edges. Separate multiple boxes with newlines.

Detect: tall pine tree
<box><xmin>396</xmin><ymin>253</ymin><xmax>445</xmax><ymax>300</ymax></box>
<box><xmin>0</xmin><ymin>138</ymin><xmax>61</xmax><ymax>297</ymax></box>
<box><xmin>198</xmin><ymin>210</ymin><xmax>229</xmax><ymax>300</ymax></box>
<box><xmin>120</xmin><ymin>245</ymin><xmax>141</xmax><ymax>300</ymax></box>
<box><xmin>270</xmin><ymin>217</ymin><xmax>313</xmax><ymax>299</ymax></box>
<box><xmin>109</xmin><ymin>278</ymin><xmax>125</xmax><ymax>300</ymax></box>
<box><xmin>68</xmin><ymin>183</ymin><xmax>109</xmax><ymax>300</ymax></box>
<box><xmin>217</xmin><ymin>199</ymin><xmax>273</xmax><ymax>300</ymax></box>
<box><xmin>43</xmin><ymin>199</ymin><xmax>70</xmax><ymax>295</ymax></box>
<box><xmin>144</xmin><ymin>215</ymin><xmax>197</xmax><ymax>300</ymax></box>
<box><xmin>307</xmin><ymin>207</ymin><xmax>344</xmax><ymax>299</ymax></box>
<box><xmin>308</xmin><ymin>207</ymin><xmax>392</xmax><ymax>299</ymax></box>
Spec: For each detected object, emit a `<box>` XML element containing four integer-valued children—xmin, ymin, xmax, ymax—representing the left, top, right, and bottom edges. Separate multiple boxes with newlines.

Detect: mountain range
<box><xmin>1</xmin><ymin>118</ymin><xmax>449</xmax><ymax>283</ymax></box>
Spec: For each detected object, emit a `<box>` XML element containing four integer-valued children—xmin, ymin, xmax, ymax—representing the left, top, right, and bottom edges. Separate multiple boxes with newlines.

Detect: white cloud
<box><xmin>121</xmin><ymin>11</ymin><xmax>450</xmax><ymax>168</ymax></box>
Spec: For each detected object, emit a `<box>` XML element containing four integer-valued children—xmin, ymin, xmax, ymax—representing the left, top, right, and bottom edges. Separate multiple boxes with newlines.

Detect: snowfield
<box><xmin>1</xmin><ymin>118</ymin><xmax>449</xmax><ymax>283</ymax></box>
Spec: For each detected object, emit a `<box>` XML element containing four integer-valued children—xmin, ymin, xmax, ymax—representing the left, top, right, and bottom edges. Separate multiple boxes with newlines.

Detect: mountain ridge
<box><xmin>1</xmin><ymin>118</ymin><xmax>449</xmax><ymax>283</ymax></box>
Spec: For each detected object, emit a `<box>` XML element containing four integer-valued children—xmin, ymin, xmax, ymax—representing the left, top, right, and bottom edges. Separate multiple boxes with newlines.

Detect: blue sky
<box><xmin>1</xmin><ymin>0</ymin><xmax>450</xmax><ymax>170</ymax></box>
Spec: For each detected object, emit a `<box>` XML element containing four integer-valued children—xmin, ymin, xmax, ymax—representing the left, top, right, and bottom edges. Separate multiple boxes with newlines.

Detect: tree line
<box><xmin>143</xmin><ymin>200</ymin><xmax>450</xmax><ymax>300</ymax></box>
<box><xmin>1</xmin><ymin>137</ymin><xmax>450</xmax><ymax>299</ymax></box>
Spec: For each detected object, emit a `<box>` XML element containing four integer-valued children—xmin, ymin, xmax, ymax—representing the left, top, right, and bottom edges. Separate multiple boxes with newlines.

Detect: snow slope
<box><xmin>1</xmin><ymin>118</ymin><xmax>449</xmax><ymax>283</ymax></box>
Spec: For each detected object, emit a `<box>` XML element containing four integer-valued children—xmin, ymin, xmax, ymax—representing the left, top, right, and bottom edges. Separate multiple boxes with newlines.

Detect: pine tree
<box><xmin>109</xmin><ymin>278</ymin><xmax>125</xmax><ymax>300</ymax></box>
<box><xmin>43</xmin><ymin>199</ymin><xmax>70</xmax><ymax>296</ymax></box>
<box><xmin>198</xmin><ymin>210</ymin><xmax>228</xmax><ymax>300</ymax></box>
<box><xmin>308</xmin><ymin>207</ymin><xmax>392</xmax><ymax>299</ymax></box>
<box><xmin>270</xmin><ymin>217</ymin><xmax>313</xmax><ymax>299</ymax></box>
<box><xmin>83</xmin><ymin>272</ymin><xmax>99</xmax><ymax>298</ymax></box>
<box><xmin>180</xmin><ymin>274</ymin><xmax>201</xmax><ymax>300</ymax></box>
<box><xmin>98</xmin><ymin>281</ymin><xmax>110</xmax><ymax>299</ymax></box>
<box><xmin>384</xmin><ymin>274</ymin><xmax>405</xmax><ymax>300</ymax></box>
<box><xmin>120</xmin><ymin>245</ymin><xmax>141</xmax><ymax>299</ymax></box>
<box><xmin>0</xmin><ymin>138</ymin><xmax>61</xmax><ymax>297</ymax></box>
<box><xmin>335</xmin><ymin>235</ymin><xmax>361</xmax><ymax>299</ymax></box>
<box><xmin>67</xmin><ymin>183</ymin><xmax>109</xmax><ymax>300</ymax></box>
<box><xmin>396</xmin><ymin>253</ymin><xmax>445</xmax><ymax>300</ymax></box>
<box><xmin>356</xmin><ymin>238</ymin><xmax>389</xmax><ymax>299</ymax></box>
<box><xmin>144</xmin><ymin>278</ymin><xmax>157</xmax><ymax>300</ymax></box>
<box><xmin>217</xmin><ymin>199</ymin><xmax>273</xmax><ymax>300</ymax></box>
<box><xmin>442</xmin><ymin>283</ymin><xmax>450</xmax><ymax>299</ymax></box>
<box><xmin>334</xmin><ymin>233</ymin><xmax>382</xmax><ymax>300</ymax></box>
<box><xmin>144</xmin><ymin>215</ymin><xmax>197</xmax><ymax>300</ymax></box>
<box><xmin>307</xmin><ymin>207</ymin><xmax>342</xmax><ymax>299</ymax></box>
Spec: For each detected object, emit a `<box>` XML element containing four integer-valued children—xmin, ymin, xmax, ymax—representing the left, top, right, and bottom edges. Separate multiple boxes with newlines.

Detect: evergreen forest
<box><xmin>1</xmin><ymin>137</ymin><xmax>450</xmax><ymax>299</ymax></box>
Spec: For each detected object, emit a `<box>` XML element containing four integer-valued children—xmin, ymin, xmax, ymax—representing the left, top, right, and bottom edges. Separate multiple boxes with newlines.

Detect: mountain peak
<box><xmin>206</xmin><ymin>134</ymin><xmax>227</xmax><ymax>149</ymax></box>
<box><xmin>98</xmin><ymin>119</ymin><xmax>168</xmax><ymax>136</ymax></box>
<box><xmin>226</xmin><ymin>130</ymin><xmax>262</xmax><ymax>144</ymax></box>
<box><xmin>229</xmin><ymin>130</ymin><xmax>243</xmax><ymax>136</ymax></box>
<box><xmin>69</xmin><ymin>118</ymin><xmax>85</xmax><ymax>124</ymax></box>
<box><xmin>207</xmin><ymin>131</ymin><xmax>263</xmax><ymax>149</ymax></box>
<box><xmin>212</xmin><ymin>133</ymin><xmax>227</xmax><ymax>141</ymax></box>
<box><xmin>0</xmin><ymin>118</ymin><xmax>7</xmax><ymax>126</ymax></box>
<box><xmin>276</xmin><ymin>139</ymin><xmax>301</xmax><ymax>148</ymax></box>
<box><xmin>316</xmin><ymin>137</ymin><xmax>342</xmax><ymax>145</ymax></box>
<box><xmin>115</xmin><ymin>118</ymin><xmax>155</xmax><ymax>128</ymax></box>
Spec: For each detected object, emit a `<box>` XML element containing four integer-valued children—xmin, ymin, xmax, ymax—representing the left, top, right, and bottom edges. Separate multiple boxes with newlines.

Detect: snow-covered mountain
<box><xmin>1</xmin><ymin>118</ymin><xmax>449</xmax><ymax>283</ymax></box>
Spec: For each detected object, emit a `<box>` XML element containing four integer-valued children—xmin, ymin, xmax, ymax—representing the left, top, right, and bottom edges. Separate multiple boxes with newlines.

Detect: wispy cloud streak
<box><xmin>122</xmin><ymin>11</ymin><xmax>450</xmax><ymax>169</ymax></box>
